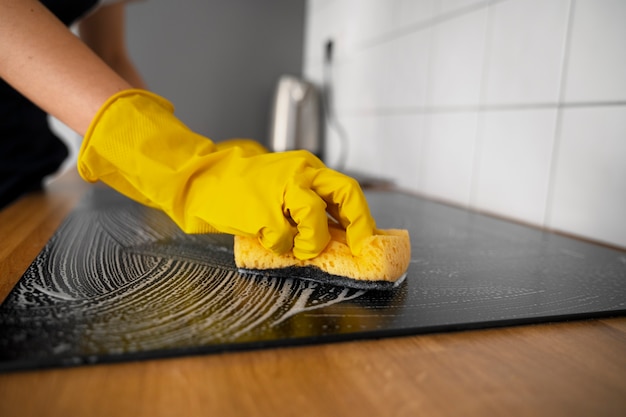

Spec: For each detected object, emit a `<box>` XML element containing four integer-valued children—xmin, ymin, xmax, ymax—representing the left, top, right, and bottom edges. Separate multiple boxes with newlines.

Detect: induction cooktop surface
<box><xmin>1</xmin><ymin>187</ymin><xmax>624</xmax><ymax>372</ymax></box>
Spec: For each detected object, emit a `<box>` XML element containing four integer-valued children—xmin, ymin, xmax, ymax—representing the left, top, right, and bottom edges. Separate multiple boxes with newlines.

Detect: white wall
<box><xmin>303</xmin><ymin>0</ymin><xmax>626</xmax><ymax>249</ymax></box>
<box><xmin>125</xmin><ymin>0</ymin><xmax>305</xmax><ymax>145</ymax></box>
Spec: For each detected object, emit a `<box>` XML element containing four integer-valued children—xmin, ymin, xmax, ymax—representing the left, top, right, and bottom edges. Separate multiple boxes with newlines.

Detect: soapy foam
<box><xmin>0</xmin><ymin>201</ymin><xmax>367</xmax><ymax>359</ymax></box>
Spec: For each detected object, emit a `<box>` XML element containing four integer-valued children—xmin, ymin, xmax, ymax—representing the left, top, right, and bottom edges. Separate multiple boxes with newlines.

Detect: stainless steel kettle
<box><xmin>268</xmin><ymin>75</ymin><xmax>323</xmax><ymax>159</ymax></box>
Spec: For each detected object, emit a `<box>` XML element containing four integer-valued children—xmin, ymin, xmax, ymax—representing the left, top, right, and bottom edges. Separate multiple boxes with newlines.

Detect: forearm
<box><xmin>105</xmin><ymin>56</ymin><xmax>147</xmax><ymax>89</ymax></box>
<box><xmin>78</xmin><ymin>3</ymin><xmax>147</xmax><ymax>89</ymax></box>
<box><xmin>0</xmin><ymin>0</ymin><xmax>132</xmax><ymax>135</ymax></box>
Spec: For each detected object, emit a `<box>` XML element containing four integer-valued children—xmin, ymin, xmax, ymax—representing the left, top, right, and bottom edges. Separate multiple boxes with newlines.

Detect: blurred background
<box><xmin>52</xmin><ymin>0</ymin><xmax>626</xmax><ymax>249</ymax></box>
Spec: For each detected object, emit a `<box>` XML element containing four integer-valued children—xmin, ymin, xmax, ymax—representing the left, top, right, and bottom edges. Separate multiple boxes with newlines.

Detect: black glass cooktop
<box><xmin>1</xmin><ymin>186</ymin><xmax>625</xmax><ymax>372</ymax></box>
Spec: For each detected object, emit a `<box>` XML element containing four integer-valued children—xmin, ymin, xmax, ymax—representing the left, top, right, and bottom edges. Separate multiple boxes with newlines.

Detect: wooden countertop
<box><xmin>1</xmin><ymin>170</ymin><xmax>625</xmax><ymax>417</ymax></box>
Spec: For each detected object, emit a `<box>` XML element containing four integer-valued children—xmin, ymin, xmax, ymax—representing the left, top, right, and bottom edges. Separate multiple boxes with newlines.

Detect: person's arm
<box><xmin>0</xmin><ymin>0</ymin><xmax>376</xmax><ymax>259</ymax></box>
<box><xmin>0</xmin><ymin>0</ymin><xmax>132</xmax><ymax>135</ymax></box>
<box><xmin>78</xmin><ymin>3</ymin><xmax>147</xmax><ymax>89</ymax></box>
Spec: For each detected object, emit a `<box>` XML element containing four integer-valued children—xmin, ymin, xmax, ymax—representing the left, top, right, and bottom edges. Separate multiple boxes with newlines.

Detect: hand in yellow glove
<box><xmin>214</xmin><ymin>138</ymin><xmax>269</xmax><ymax>156</ymax></box>
<box><xmin>78</xmin><ymin>89</ymin><xmax>375</xmax><ymax>260</ymax></box>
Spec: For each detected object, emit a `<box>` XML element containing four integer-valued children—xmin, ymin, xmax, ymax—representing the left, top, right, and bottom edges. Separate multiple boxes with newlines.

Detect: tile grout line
<box><xmin>354</xmin><ymin>0</ymin><xmax>510</xmax><ymax>53</ymax></box>
<box><xmin>416</xmin><ymin>0</ymin><xmax>442</xmax><ymax>195</ymax></box>
<box><xmin>330</xmin><ymin>100</ymin><xmax>626</xmax><ymax>117</ymax></box>
<box><xmin>469</xmin><ymin>0</ymin><xmax>496</xmax><ymax>211</ymax></box>
<box><xmin>543</xmin><ymin>0</ymin><xmax>577</xmax><ymax>230</ymax></box>
<box><xmin>308</xmin><ymin>0</ymin><xmax>510</xmax><ymax>68</ymax></box>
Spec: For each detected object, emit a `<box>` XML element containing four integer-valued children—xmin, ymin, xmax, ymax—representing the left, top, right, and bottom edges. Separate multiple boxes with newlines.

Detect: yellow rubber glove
<box><xmin>215</xmin><ymin>138</ymin><xmax>269</xmax><ymax>156</ymax></box>
<box><xmin>78</xmin><ymin>89</ymin><xmax>375</xmax><ymax>260</ymax></box>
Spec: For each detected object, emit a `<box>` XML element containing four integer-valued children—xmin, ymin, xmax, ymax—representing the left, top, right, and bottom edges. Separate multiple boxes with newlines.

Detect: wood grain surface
<box><xmin>1</xmin><ymin>170</ymin><xmax>625</xmax><ymax>417</ymax></box>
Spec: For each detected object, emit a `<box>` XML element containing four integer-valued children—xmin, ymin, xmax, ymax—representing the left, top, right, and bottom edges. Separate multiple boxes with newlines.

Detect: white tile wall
<box><xmin>395</xmin><ymin>0</ymin><xmax>440</xmax><ymax>28</ymax></box>
<box><xmin>473</xmin><ymin>109</ymin><xmax>557</xmax><ymax>226</ymax></box>
<box><xmin>336</xmin><ymin>114</ymin><xmax>385</xmax><ymax>173</ymax></box>
<box><xmin>343</xmin><ymin>0</ymin><xmax>398</xmax><ymax>45</ymax></box>
<box><xmin>564</xmin><ymin>0</ymin><xmax>626</xmax><ymax>102</ymax></box>
<box><xmin>304</xmin><ymin>0</ymin><xmax>626</xmax><ymax>248</ymax></box>
<box><xmin>333</xmin><ymin>45</ymin><xmax>394</xmax><ymax>110</ymax></box>
<box><xmin>422</xmin><ymin>112</ymin><xmax>478</xmax><ymax>207</ymax></box>
<box><xmin>439</xmin><ymin>0</ymin><xmax>487</xmax><ymax>16</ymax></box>
<box><xmin>387</xmin><ymin>29</ymin><xmax>434</xmax><ymax>109</ymax></box>
<box><xmin>428</xmin><ymin>8</ymin><xmax>487</xmax><ymax>107</ymax></box>
<box><xmin>483</xmin><ymin>0</ymin><xmax>570</xmax><ymax>105</ymax></box>
<box><xmin>377</xmin><ymin>114</ymin><xmax>427</xmax><ymax>190</ymax></box>
<box><xmin>303</xmin><ymin>0</ymin><xmax>350</xmax><ymax>66</ymax></box>
<box><xmin>548</xmin><ymin>106</ymin><xmax>626</xmax><ymax>248</ymax></box>
<box><xmin>326</xmin><ymin>113</ymin><xmax>428</xmax><ymax>191</ymax></box>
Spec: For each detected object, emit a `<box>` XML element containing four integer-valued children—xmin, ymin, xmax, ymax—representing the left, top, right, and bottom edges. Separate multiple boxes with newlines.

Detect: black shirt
<box><xmin>0</xmin><ymin>0</ymin><xmax>98</xmax><ymax>209</ymax></box>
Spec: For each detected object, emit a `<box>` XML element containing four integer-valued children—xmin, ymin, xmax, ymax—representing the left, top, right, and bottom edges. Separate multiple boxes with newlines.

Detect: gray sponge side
<box><xmin>238</xmin><ymin>266</ymin><xmax>407</xmax><ymax>291</ymax></box>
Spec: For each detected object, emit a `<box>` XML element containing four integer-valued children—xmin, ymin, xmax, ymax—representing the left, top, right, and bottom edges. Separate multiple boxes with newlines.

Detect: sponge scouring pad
<box><xmin>234</xmin><ymin>226</ymin><xmax>411</xmax><ymax>290</ymax></box>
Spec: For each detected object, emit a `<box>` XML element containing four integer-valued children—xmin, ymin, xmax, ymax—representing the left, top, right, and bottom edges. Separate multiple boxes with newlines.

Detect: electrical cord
<box><xmin>322</xmin><ymin>40</ymin><xmax>349</xmax><ymax>172</ymax></box>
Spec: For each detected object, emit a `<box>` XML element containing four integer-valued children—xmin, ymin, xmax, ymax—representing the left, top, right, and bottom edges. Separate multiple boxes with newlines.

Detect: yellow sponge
<box><xmin>234</xmin><ymin>226</ymin><xmax>411</xmax><ymax>290</ymax></box>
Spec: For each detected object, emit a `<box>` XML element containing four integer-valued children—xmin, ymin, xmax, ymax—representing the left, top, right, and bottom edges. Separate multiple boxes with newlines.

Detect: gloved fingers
<box><xmin>284</xmin><ymin>181</ymin><xmax>331</xmax><ymax>260</ymax></box>
<box><xmin>215</xmin><ymin>139</ymin><xmax>269</xmax><ymax>157</ymax></box>
<box><xmin>310</xmin><ymin>168</ymin><xmax>376</xmax><ymax>255</ymax></box>
<box><xmin>257</xmin><ymin>214</ymin><xmax>298</xmax><ymax>255</ymax></box>
<box><xmin>283</xmin><ymin>149</ymin><xmax>326</xmax><ymax>169</ymax></box>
